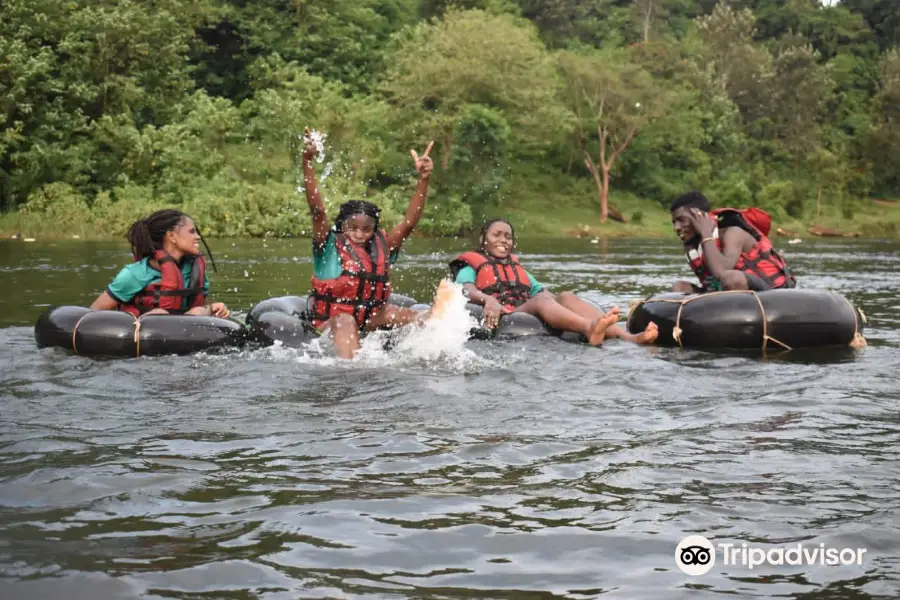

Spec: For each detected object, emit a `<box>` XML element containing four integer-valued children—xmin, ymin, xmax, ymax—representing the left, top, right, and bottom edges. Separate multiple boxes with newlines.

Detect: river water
<box><xmin>0</xmin><ymin>236</ymin><xmax>898</xmax><ymax>599</ymax></box>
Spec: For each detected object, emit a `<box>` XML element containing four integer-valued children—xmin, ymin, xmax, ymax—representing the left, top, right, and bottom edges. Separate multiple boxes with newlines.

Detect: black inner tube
<box><xmin>626</xmin><ymin>289</ymin><xmax>864</xmax><ymax>350</ymax></box>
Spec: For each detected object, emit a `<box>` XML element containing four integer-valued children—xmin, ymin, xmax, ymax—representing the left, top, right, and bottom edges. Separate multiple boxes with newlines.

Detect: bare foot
<box><xmin>850</xmin><ymin>332</ymin><xmax>867</xmax><ymax>350</ymax></box>
<box><xmin>586</xmin><ymin>307</ymin><xmax>621</xmax><ymax>346</ymax></box>
<box><xmin>631</xmin><ymin>321</ymin><xmax>658</xmax><ymax>345</ymax></box>
<box><xmin>430</xmin><ymin>279</ymin><xmax>456</xmax><ymax>321</ymax></box>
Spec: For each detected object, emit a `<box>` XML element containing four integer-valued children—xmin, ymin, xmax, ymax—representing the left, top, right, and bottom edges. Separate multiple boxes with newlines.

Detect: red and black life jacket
<box><xmin>449</xmin><ymin>250</ymin><xmax>532</xmax><ymax>311</ymax></box>
<box><xmin>687</xmin><ymin>207</ymin><xmax>795</xmax><ymax>291</ymax></box>
<box><xmin>119</xmin><ymin>250</ymin><xmax>206</xmax><ymax>317</ymax></box>
<box><xmin>309</xmin><ymin>230</ymin><xmax>392</xmax><ymax>329</ymax></box>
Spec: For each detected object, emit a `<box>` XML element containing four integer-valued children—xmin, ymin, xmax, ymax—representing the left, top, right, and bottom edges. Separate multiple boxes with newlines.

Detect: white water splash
<box><xmin>295</xmin><ymin>130</ymin><xmax>333</xmax><ymax>194</ymax></box>
<box><xmin>340</xmin><ymin>281</ymin><xmax>480</xmax><ymax>371</ymax></box>
<box><xmin>306</xmin><ymin>129</ymin><xmax>327</xmax><ymax>164</ymax></box>
<box><xmin>253</xmin><ymin>281</ymin><xmax>484</xmax><ymax>371</ymax></box>
<box><xmin>377</xmin><ymin>280</ymin><xmax>480</xmax><ymax>363</ymax></box>
<box><xmin>320</xmin><ymin>160</ymin><xmax>334</xmax><ymax>182</ymax></box>
<box><xmin>214</xmin><ymin>282</ymin><xmax>498</xmax><ymax>372</ymax></box>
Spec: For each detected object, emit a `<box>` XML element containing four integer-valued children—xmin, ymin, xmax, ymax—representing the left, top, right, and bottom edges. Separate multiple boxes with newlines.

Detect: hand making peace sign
<box><xmin>410</xmin><ymin>141</ymin><xmax>434</xmax><ymax>179</ymax></box>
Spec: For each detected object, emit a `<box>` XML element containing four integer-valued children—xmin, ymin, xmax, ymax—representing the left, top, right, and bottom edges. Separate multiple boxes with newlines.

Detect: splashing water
<box><xmin>295</xmin><ymin>130</ymin><xmax>331</xmax><ymax>194</ymax></box>
<box><xmin>306</xmin><ymin>129</ymin><xmax>327</xmax><ymax>164</ymax></box>
<box><xmin>219</xmin><ymin>281</ymin><xmax>489</xmax><ymax>372</ymax></box>
<box><xmin>383</xmin><ymin>280</ymin><xmax>480</xmax><ymax>363</ymax></box>
<box><xmin>320</xmin><ymin>160</ymin><xmax>334</xmax><ymax>182</ymax></box>
<box><xmin>297</xmin><ymin>280</ymin><xmax>484</xmax><ymax>370</ymax></box>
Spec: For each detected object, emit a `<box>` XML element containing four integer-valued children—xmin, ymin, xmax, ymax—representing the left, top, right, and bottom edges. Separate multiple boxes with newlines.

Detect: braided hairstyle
<box><xmin>125</xmin><ymin>209</ymin><xmax>218</xmax><ymax>272</ymax></box>
<box><xmin>479</xmin><ymin>218</ymin><xmax>515</xmax><ymax>250</ymax></box>
<box><xmin>334</xmin><ymin>200</ymin><xmax>381</xmax><ymax>233</ymax></box>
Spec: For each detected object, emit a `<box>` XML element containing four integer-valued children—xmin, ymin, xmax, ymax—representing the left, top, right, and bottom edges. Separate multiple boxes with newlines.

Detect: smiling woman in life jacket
<box><xmin>300</xmin><ymin>128</ymin><xmax>435</xmax><ymax>359</ymax></box>
<box><xmin>449</xmin><ymin>219</ymin><xmax>659</xmax><ymax>345</ymax></box>
<box><xmin>669</xmin><ymin>191</ymin><xmax>797</xmax><ymax>294</ymax></box>
<box><xmin>88</xmin><ymin>209</ymin><xmax>230</xmax><ymax>318</ymax></box>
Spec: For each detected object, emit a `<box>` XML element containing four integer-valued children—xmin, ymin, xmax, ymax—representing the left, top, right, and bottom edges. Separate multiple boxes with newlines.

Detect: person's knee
<box><xmin>332</xmin><ymin>313</ymin><xmax>357</xmax><ymax>330</ymax></box>
<box><xmin>672</xmin><ymin>281</ymin><xmax>693</xmax><ymax>293</ymax></box>
<box><xmin>379</xmin><ymin>306</ymin><xmax>403</xmax><ymax>326</ymax></box>
<box><xmin>721</xmin><ymin>270</ymin><xmax>749</xmax><ymax>291</ymax></box>
<box><xmin>557</xmin><ymin>291</ymin><xmax>575</xmax><ymax>302</ymax></box>
<box><xmin>391</xmin><ymin>307</ymin><xmax>418</xmax><ymax>325</ymax></box>
<box><xmin>532</xmin><ymin>293</ymin><xmax>555</xmax><ymax>308</ymax></box>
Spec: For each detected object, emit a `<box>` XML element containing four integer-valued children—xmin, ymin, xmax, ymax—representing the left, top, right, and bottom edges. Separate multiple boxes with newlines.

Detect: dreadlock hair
<box><xmin>479</xmin><ymin>218</ymin><xmax>516</xmax><ymax>249</ymax></box>
<box><xmin>334</xmin><ymin>200</ymin><xmax>381</xmax><ymax>233</ymax></box>
<box><xmin>669</xmin><ymin>191</ymin><xmax>711</xmax><ymax>214</ymax></box>
<box><xmin>126</xmin><ymin>209</ymin><xmax>218</xmax><ymax>273</ymax></box>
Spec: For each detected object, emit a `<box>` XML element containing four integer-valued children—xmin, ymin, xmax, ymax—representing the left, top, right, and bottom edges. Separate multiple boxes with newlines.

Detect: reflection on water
<box><xmin>0</xmin><ymin>237</ymin><xmax>898</xmax><ymax>599</ymax></box>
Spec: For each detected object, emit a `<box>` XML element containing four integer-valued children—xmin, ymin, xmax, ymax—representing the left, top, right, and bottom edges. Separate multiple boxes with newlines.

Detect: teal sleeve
<box><xmin>454</xmin><ymin>266</ymin><xmax>476</xmax><ymax>285</ymax></box>
<box><xmin>527</xmin><ymin>271</ymin><xmax>544</xmax><ymax>296</ymax></box>
<box><xmin>389</xmin><ymin>247</ymin><xmax>400</xmax><ymax>265</ymax></box>
<box><xmin>106</xmin><ymin>266</ymin><xmax>146</xmax><ymax>303</ymax></box>
<box><xmin>312</xmin><ymin>232</ymin><xmax>341</xmax><ymax>280</ymax></box>
<box><xmin>204</xmin><ymin>273</ymin><xmax>210</xmax><ymax>295</ymax></box>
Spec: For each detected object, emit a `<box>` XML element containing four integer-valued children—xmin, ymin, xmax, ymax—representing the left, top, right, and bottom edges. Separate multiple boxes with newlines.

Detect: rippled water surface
<box><xmin>1</xmin><ymin>236</ymin><xmax>898</xmax><ymax>599</ymax></box>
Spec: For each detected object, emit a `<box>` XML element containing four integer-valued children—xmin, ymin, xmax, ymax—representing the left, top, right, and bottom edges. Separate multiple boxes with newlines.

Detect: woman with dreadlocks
<box><xmin>449</xmin><ymin>218</ymin><xmax>658</xmax><ymax>345</ymax></box>
<box><xmin>301</xmin><ymin>128</ymin><xmax>434</xmax><ymax>358</ymax></box>
<box><xmin>89</xmin><ymin>209</ymin><xmax>230</xmax><ymax>318</ymax></box>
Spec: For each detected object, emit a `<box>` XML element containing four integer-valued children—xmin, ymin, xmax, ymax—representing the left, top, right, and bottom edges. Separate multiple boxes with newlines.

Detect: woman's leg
<box><xmin>327</xmin><ymin>313</ymin><xmax>362</xmax><ymax>359</ymax></box>
<box><xmin>514</xmin><ymin>292</ymin><xmax>619</xmax><ymax>346</ymax></box>
<box><xmin>556</xmin><ymin>291</ymin><xmax>658</xmax><ymax>345</ymax></box>
<box><xmin>365</xmin><ymin>305</ymin><xmax>426</xmax><ymax>330</ymax></box>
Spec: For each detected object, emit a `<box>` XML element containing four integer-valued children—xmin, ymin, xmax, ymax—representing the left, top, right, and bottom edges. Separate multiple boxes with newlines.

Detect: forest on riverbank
<box><xmin>2</xmin><ymin>0</ymin><xmax>899</xmax><ymax>239</ymax></box>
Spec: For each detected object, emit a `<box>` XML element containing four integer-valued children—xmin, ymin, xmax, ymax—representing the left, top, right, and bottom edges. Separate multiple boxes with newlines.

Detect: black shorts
<box><xmin>746</xmin><ymin>272</ymin><xmax>801</xmax><ymax>291</ymax></box>
<box><xmin>744</xmin><ymin>273</ymin><xmax>772</xmax><ymax>292</ymax></box>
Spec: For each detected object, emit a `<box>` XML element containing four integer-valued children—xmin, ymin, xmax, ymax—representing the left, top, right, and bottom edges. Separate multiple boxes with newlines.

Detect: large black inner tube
<box><xmin>34</xmin><ymin>306</ymin><xmax>248</xmax><ymax>358</ymax></box>
<box><xmin>461</xmin><ymin>302</ymin><xmax>559</xmax><ymax>340</ymax></box>
<box><xmin>626</xmin><ymin>289</ymin><xmax>865</xmax><ymax>350</ymax></box>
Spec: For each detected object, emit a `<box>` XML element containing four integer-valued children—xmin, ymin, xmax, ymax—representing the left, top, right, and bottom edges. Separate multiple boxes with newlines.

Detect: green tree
<box><xmin>190</xmin><ymin>0</ymin><xmax>420</xmax><ymax>97</ymax></box>
<box><xmin>768</xmin><ymin>37</ymin><xmax>834</xmax><ymax>167</ymax></box>
<box><xmin>557</xmin><ymin>47</ymin><xmax>673</xmax><ymax>222</ymax></box>
<box><xmin>843</xmin><ymin>0</ymin><xmax>900</xmax><ymax>51</ymax></box>
<box><xmin>694</xmin><ymin>3</ymin><xmax>775</xmax><ymax>125</ymax></box>
<box><xmin>0</xmin><ymin>0</ymin><xmax>196</xmax><ymax>209</ymax></box>
<box><xmin>382</xmin><ymin>8</ymin><xmax>569</xmax><ymax>172</ymax></box>
<box><xmin>867</xmin><ymin>48</ymin><xmax>900</xmax><ymax>195</ymax></box>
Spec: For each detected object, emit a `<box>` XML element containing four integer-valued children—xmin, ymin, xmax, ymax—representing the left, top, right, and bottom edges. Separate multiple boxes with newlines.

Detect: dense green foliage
<box><xmin>2</xmin><ymin>0</ymin><xmax>898</xmax><ymax>237</ymax></box>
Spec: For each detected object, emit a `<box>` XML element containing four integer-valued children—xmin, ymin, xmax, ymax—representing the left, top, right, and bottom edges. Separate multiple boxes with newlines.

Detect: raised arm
<box><xmin>301</xmin><ymin>128</ymin><xmax>331</xmax><ymax>247</ymax></box>
<box><xmin>687</xmin><ymin>209</ymin><xmax>745</xmax><ymax>282</ymax></box>
<box><xmin>387</xmin><ymin>141</ymin><xmax>434</xmax><ymax>253</ymax></box>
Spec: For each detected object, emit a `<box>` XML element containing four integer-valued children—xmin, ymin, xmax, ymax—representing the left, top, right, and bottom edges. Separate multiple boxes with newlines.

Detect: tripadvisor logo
<box><xmin>675</xmin><ymin>535</ymin><xmax>868</xmax><ymax>576</ymax></box>
<box><xmin>676</xmin><ymin>535</ymin><xmax>716</xmax><ymax>576</ymax></box>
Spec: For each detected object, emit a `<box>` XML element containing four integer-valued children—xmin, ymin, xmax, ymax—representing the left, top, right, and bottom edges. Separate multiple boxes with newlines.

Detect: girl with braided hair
<box><xmin>301</xmin><ymin>128</ymin><xmax>434</xmax><ymax>359</ymax></box>
<box><xmin>449</xmin><ymin>219</ymin><xmax>658</xmax><ymax>345</ymax></box>
<box><xmin>89</xmin><ymin>210</ymin><xmax>230</xmax><ymax>318</ymax></box>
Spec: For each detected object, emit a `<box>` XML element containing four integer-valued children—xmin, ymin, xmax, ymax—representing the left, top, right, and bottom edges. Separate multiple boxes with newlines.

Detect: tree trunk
<box><xmin>600</xmin><ymin>163</ymin><xmax>610</xmax><ymax>223</ymax></box>
<box><xmin>583</xmin><ymin>155</ymin><xmax>626</xmax><ymax>224</ymax></box>
<box><xmin>596</xmin><ymin>126</ymin><xmax>634</xmax><ymax>224</ymax></box>
<box><xmin>816</xmin><ymin>187</ymin><xmax>822</xmax><ymax>217</ymax></box>
<box><xmin>607</xmin><ymin>205</ymin><xmax>627</xmax><ymax>223</ymax></box>
<box><xmin>584</xmin><ymin>155</ymin><xmax>605</xmax><ymax>221</ymax></box>
<box><xmin>642</xmin><ymin>0</ymin><xmax>653</xmax><ymax>43</ymax></box>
